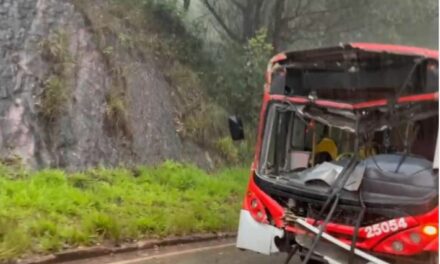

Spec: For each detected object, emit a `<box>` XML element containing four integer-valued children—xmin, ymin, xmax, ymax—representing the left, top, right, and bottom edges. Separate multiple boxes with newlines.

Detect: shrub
<box><xmin>83</xmin><ymin>213</ymin><xmax>122</xmax><ymax>242</ymax></box>
<box><xmin>215</xmin><ymin>137</ymin><xmax>239</xmax><ymax>163</ymax></box>
<box><xmin>40</xmin><ymin>75</ymin><xmax>69</xmax><ymax>122</ymax></box>
<box><xmin>207</xmin><ymin>29</ymin><xmax>273</xmax><ymax>125</ymax></box>
<box><xmin>38</xmin><ymin>30</ymin><xmax>73</xmax><ymax>122</ymax></box>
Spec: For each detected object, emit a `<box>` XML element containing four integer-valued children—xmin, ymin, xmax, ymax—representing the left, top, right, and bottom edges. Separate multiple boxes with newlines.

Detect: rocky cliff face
<box><xmin>0</xmin><ymin>0</ymin><xmax>216</xmax><ymax>170</ymax></box>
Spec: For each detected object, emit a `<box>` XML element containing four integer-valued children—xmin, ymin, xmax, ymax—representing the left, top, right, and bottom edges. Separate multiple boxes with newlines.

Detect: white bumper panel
<box><xmin>236</xmin><ymin>209</ymin><xmax>284</xmax><ymax>255</ymax></box>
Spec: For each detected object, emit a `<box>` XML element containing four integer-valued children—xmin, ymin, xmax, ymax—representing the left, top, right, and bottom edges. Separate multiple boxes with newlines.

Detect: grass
<box><xmin>0</xmin><ymin>161</ymin><xmax>248</xmax><ymax>261</ymax></box>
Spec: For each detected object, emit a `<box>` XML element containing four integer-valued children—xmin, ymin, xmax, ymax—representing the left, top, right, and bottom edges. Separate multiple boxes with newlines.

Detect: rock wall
<box><xmin>0</xmin><ymin>0</ymin><xmax>216</xmax><ymax>170</ymax></box>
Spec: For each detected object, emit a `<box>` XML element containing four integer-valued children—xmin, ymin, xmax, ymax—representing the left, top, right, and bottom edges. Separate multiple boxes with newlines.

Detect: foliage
<box><xmin>109</xmin><ymin>0</ymin><xmax>208</xmax><ymax>68</ymax></box>
<box><xmin>39</xmin><ymin>30</ymin><xmax>71</xmax><ymax>65</ymax></box>
<box><xmin>352</xmin><ymin>0</ymin><xmax>438</xmax><ymax>48</ymax></box>
<box><xmin>201</xmin><ymin>0</ymin><xmax>438</xmax><ymax>50</ymax></box>
<box><xmin>38</xmin><ymin>30</ymin><xmax>73</xmax><ymax>122</ymax></box>
<box><xmin>0</xmin><ymin>161</ymin><xmax>248</xmax><ymax>261</ymax></box>
<box><xmin>104</xmin><ymin>67</ymin><xmax>132</xmax><ymax>141</ymax></box>
<box><xmin>215</xmin><ymin>137</ymin><xmax>239</xmax><ymax>163</ymax></box>
<box><xmin>201</xmin><ymin>0</ymin><xmax>369</xmax><ymax>50</ymax></box>
<box><xmin>180</xmin><ymin>102</ymin><xmax>227</xmax><ymax>142</ymax></box>
<box><xmin>40</xmin><ymin>76</ymin><xmax>69</xmax><ymax>121</ymax></box>
<box><xmin>105</xmin><ymin>91</ymin><xmax>126</xmax><ymax>127</ymax></box>
<box><xmin>138</xmin><ymin>1</ymin><xmax>270</xmax><ymax>160</ymax></box>
<box><xmin>208</xmin><ymin>29</ymin><xmax>273</xmax><ymax>125</ymax></box>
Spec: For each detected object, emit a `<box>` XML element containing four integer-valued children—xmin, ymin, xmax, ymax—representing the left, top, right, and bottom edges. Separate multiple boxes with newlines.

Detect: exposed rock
<box><xmin>0</xmin><ymin>0</ymin><xmax>217</xmax><ymax>170</ymax></box>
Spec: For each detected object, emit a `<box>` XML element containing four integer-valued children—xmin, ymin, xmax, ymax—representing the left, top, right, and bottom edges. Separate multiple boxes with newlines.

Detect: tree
<box><xmin>357</xmin><ymin>0</ymin><xmax>438</xmax><ymax>48</ymax></box>
<box><xmin>201</xmin><ymin>0</ymin><xmax>438</xmax><ymax>51</ymax></box>
<box><xmin>201</xmin><ymin>0</ymin><xmax>368</xmax><ymax>51</ymax></box>
<box><xmin>207</xmin><ymin>30</ymin><xmax>273</xmax><ymax>123</ymax></box>
<box><xmin>183</xmin><ymin>0</ymin><xmax>190</xmax><ymax>11</ymax></box>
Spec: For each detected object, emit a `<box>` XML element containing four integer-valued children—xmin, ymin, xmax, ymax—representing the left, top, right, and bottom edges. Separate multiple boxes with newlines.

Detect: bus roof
<box><xmin>270</xmin><ymin>43</ymin><xmax>438</xmax><ymax>65</ymax></box>
<box><xmin>350</xmin><ymin>43</ymin><xmax>438</xmax><ymax>59</ymax></box>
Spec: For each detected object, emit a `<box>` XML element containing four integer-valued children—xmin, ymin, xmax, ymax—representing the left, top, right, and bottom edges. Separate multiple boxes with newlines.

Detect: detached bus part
<box><xmin>232</xmin><ymin>43</ymin><xmax>438</xmax><ymax>264</ymax></box>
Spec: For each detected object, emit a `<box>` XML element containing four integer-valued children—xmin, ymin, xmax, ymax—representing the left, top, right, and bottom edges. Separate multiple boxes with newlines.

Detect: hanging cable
<box><xmin>301</xmin><ymin>114</ymin><xmax>361</xmax><ymax>264</ymax></box>
<box><xmin>395</xmin><ymin>58</ymin><xmax>428</xmax><ymax>98</ymax></box>
<box><xmin>349</xmin><ymin>187</ymin><xmax>366</xmax><ymax>264</ymax></box>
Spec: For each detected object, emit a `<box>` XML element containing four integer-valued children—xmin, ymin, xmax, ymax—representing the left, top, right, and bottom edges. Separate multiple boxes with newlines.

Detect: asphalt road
<box><xmin>72</xmin><ymin>239</ymin><xmax>294</xmax><ymax>264</ymax></box>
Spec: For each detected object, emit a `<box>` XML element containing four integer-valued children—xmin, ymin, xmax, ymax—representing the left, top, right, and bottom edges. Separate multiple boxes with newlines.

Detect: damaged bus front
<box><xmin>232</xmin><ymin>44</ymin><xmax>439</xmax><ymax>264</ymax></box>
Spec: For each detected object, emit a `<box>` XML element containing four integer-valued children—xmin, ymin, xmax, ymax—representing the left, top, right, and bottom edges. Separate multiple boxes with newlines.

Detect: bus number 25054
<box><xmin>365</xmin><ymin>218</ymin><xmax>408</xmax><ymax>238</ymax></box>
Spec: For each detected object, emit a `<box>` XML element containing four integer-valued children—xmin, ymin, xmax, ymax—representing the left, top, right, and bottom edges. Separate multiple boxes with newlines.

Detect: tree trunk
<box><xmin>183</xmin><ymin>0</ymin><xmax>190</xmax><ymax>11</ymax></box>
<box><xmin>271</xmin><ymin>0</ymin><xmax>286</xmax><ymax>51</ymax></box>
<box><xmin>242</xmin><ymin>0</ymin><xmax>254</xmax><ymax>41</ymax></box>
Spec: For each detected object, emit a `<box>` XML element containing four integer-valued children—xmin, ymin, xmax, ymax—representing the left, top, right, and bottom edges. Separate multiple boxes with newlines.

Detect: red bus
<box><xmin>230</xmin><ymin>43</ymin><xmax>439</xmax><ymax>264</ymax></box>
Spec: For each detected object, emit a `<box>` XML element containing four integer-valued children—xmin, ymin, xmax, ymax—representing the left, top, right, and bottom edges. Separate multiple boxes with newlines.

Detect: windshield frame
<box><xmin>258</xmin><ymin>100</ymin><xmax>439</xmax><ymax>177</ymax></box>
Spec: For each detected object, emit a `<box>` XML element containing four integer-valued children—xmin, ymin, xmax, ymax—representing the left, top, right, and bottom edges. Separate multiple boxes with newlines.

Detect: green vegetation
<box><xmin>105</xmin><ymin>88</ymin><xmax>129</xmax><ymax>137</ymax></box>
<box><xmin>208</xmin><ymin>30</ymin><xmax>273</xmax><ymax>124</ymax></box>
<box><xmin>40</xmin><ymin>76</ymin><xmax>69</xmax><ymax>121</ymax></box>
<box><xmin>0</xmin><ymin>161</ymin><xmax>248</xmax><ymax>261</ymax></box>
<box><xmin>39</xmin><ymin>30</ymin><xmax>73</xmax><ymax>122</ymax></box>
<box><xmin>39</xmin><ymin>30</ymin><xmax>71</xmax><ymax>66</ymax></box>
<box><xmin>104</xmin><ymin>66</ymin><xmax>132</xmax><ymax>140</ymax></box>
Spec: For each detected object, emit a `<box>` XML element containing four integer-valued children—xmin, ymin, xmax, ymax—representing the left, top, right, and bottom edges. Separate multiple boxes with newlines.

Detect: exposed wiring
<box><xmin>395</xmin><ymin>58</ymin><xmax>427</xmax><ymax>98</ymax></box>
<box><xmin>295</xmin><ymin>218</ymin><xmax>389</xmax><ymax>264</ymax></box>
<box><xmin>370</xmin><ymin>151</ymin><xmax>432</xmax><ymax>178</ymax></box>
<box><xmin>301</xmin><ymin>114</ymin><xmax>361</xmax><ymax>264</ymax></box>
<box><xmin>349</xmin><ymin>187</ymin><xmax>366</xmax><ymax>264</ymax></box>
<box><xmin>312</xmin><ymin>156</ymin><xmax>357</xmax><ymax>225</ymax></box>
<box><xmin>301</xmin><ymin>194</ymin><xmax>341</xmax><ymax>264</ymax></box>
<box><xmin>290</xmin><ymin>152</ymin><xmax>356</xmax><ymax>264</ymax></box>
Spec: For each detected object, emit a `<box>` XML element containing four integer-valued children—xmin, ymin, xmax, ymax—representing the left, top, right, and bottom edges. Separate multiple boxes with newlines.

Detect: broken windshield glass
<box><xmin>259</xmin><ymin>101</ymin><xmax>438</xmax><ymax>190</ymax></box>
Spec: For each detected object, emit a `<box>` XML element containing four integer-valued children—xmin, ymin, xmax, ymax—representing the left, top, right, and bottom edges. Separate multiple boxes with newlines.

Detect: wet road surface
<box><xmin>72</xmin><ymin>239</ymin><xmax>294</xmax><ymax>264</ymax></box>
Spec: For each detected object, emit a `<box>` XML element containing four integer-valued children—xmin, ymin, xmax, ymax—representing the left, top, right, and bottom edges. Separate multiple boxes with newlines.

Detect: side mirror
<box><xmin>228</xmin><ymin>115</ymin><xmax>245</xmax><ymax>141</ymax></box>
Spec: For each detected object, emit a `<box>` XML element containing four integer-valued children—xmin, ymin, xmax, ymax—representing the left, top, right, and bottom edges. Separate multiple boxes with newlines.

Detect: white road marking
<box><xmin>107</xmin><ymin>243</ymin><xmax>236</xmax><ymax>264</ymax></box>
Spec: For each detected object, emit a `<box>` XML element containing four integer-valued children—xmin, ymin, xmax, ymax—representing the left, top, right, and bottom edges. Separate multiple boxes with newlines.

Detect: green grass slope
<box><xmin>0</xmin><ymin>161</ymin><xmax>248</xmax><ymax>260</ymax></box>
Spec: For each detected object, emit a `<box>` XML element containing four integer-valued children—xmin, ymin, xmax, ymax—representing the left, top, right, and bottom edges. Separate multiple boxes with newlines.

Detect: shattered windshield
<box><xmin>260</xmin><ymin>102</ymin><xmax>438</xmax><ymax>179</ymax></box>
